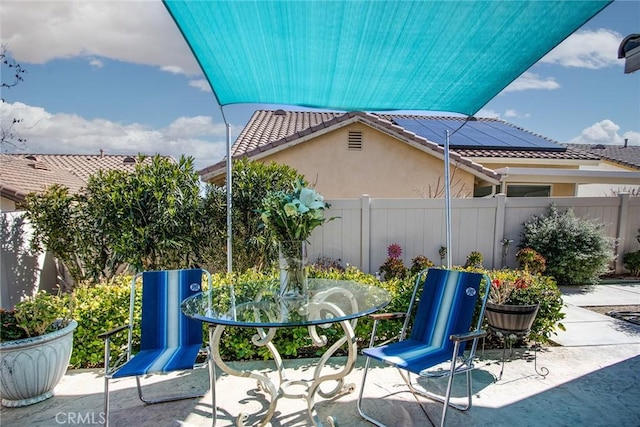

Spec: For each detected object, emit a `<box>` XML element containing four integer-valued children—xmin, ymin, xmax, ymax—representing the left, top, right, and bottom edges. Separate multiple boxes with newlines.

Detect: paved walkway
<box><xmin>2</xmin><ymin>281</ymin><xmax>640</xmax><ymax>427</ymax></box>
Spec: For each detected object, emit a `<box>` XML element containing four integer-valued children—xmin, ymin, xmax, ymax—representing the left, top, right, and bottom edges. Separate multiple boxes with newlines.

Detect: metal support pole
<box><xmin>444</xmin><ymin>130</ymin><xmax>452</xmax><ymax>269</ymax></box>
<box><xmin>225</xmin><ymin>122</ymin><xmax>233</xmax><ymax>274</ymax></box>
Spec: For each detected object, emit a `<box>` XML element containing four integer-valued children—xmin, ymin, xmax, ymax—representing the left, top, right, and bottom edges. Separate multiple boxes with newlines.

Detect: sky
<box><xmin>1</xmin><ymin>0</ymin><xmax>639</xmax><ymax>171</ymax></box>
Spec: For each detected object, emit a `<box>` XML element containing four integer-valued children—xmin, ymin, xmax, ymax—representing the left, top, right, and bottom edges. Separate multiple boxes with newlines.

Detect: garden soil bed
<box><xmin>583</xmin><ymin>305</ymin><xmax>640</xmax><ymax>326</ymax></box>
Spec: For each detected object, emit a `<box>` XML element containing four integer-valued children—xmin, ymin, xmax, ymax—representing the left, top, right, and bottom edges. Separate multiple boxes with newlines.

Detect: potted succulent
<box><xmin>0</xmin><ymin>290</ymin><xmax>76</xmax><ymax>407</ymax></box>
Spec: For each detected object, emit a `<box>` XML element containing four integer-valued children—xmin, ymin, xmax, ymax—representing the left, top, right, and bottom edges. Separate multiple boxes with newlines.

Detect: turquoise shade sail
<box><xmin>162</xmin><ymin>0</ymin><xmax>612</xmax><ymax>273</ymax></box>
<box><xmin>163</xmin><ymin>0</ymin><xmax>611</xmax><ymax>116</ymax></box>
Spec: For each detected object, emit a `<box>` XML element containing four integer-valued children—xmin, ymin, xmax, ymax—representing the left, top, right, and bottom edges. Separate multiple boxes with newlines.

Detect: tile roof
<box><xmin>230</xmin><ymin>109</ymin><xmax>345</xmax><ymax>157</ymax></box>
<box><xmin>565</xmin><ymin>144</ymin><xmax>640</xmax><ymax>170</ymax></box>
<box><xmin>200</xmin><ymin>109</ymin><xmax>602</xmax><ymax>182</ymax></box>
<box><xmin>200</xmin><ymin>110</ymin><xmax>500</xmax><ymax>184</ymax></box>
<box><xmin>455</xmin><ymin>147</ymin><xmax>600</xmax><ymax>161</ymax></box>
<box><xmin>0</xmin><ymin>154</ymin><xmax>166</xmax><ymax>202</ymax></box>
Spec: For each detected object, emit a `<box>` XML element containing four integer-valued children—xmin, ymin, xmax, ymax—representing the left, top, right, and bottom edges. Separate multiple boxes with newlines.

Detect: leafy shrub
<box><xmin>409</xmin><ymin>255</ymin><xmax>434</xmax><ymax>276</ymax></box>
<box><xmin>379</xmin><ymin>243</ymin><xmax>408</xmax><ymax>280</ymax></box>
<box><xmin>464</xmin><ymin>251</ymin><xmax>483</xmax><ymax>268</ymax></box>
<box><xmin>23</xmin><ymin>155</ymin><xmax>203</xmax><ymax>288</ymax></box>
<box><xmin>0</xmin><ymin>290</ymin><xmax>72</xmax><ymax>341</ymax></box>
<box><xmin>520</xmin><ymin>204</ymin><xmax>614</xmax><ymax>285</ymax></box>
<box><xmin>200</xmin><ymin>158</ymin><xmax>305</xmax><ymax>273</ymax></box>
<box><xmin>311</xmin><ymin>255</ymin><xmax>345</xmax><ymax>272</ymax></box>
<box><xmin>623</xmin><ymin>251</ymin><xmax>640</xmax><ymax>276</ymax></box>
<box><xmin>379</xmin><ymin>258</ymin><xmax>407</xmax><ymax>280</ymax></box>
<box><xmin>0</xmin><ymin>310</ymin><xmax>26</xmax><ymax>341</ymax></box>
<box><xmin>624</xmin><ymin>228</ymin><xmax>640</xmax><ymax>276</ymax></box>
<box><xmin>70</xmin><ymin>276</ymin><xmax>141</xmax><ymax>368</ymax></box>
<box><xmin>516</xmin><ymin>247</ymin><xmax>546</xmax><ymax>274</ymax></box>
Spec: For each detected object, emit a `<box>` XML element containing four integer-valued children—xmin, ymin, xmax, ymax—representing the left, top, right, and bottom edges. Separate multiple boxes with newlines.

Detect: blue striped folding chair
<box><xmin>99</xmin><ymin>269</ymin><xmax>214</xmax><ymax>426</ymax></box>
<box><xmin>357</xmin><ymin>268</ymin><xmax>491</xmax><ymax>427</ymax></box>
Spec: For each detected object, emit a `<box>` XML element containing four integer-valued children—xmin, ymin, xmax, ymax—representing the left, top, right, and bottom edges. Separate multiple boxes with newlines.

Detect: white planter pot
<box><xmin>0</xmin><ymin>319</ymin><xmax>77</xmax><ymax>407</ymax></box>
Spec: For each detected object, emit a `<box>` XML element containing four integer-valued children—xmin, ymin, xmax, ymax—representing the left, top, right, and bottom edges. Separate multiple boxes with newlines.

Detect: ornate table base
<box><xmin>208</xmin><ymin>287</ymin><xmax>360</xmax><ymax>426</ymax></box>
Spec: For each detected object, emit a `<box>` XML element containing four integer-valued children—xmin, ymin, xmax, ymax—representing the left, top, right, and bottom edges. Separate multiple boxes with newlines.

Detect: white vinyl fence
<box><xmin>309</xmin><ymin>193</ymin><xmax>640</xmax><ymax>275</ymax></box>
<box><xmin>3</xmin><ymin>194</ymin><xmax>638</xmax><ymax>309</ymax></box>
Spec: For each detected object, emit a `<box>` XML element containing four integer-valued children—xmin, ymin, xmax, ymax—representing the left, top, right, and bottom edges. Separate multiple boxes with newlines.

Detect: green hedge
<box><xmin>69</xmin><ymin>267</ymin><xmax>564</xmax><ymax>368</ymax></box>
<box><xmin>70</xmin><ymin>276</ymin><xmax>141</xmax><ymax>368</ymax></box>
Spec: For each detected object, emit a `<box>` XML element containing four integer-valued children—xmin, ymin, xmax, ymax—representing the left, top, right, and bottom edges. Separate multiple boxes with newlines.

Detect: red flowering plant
<box><xmin>488</xmin><ymin>270</ymin><xmax>539</xmax><ymax>306</ymax></box>
<box><xmin>470</xmin><ymin>268</ymin><xmax>565</xmax><ymax>343</ymax></box>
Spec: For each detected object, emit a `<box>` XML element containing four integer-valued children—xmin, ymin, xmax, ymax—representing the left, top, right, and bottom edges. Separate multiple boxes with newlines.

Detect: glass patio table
<box><xmin>181</xmin><ymin>278</ymin><xmax>391</xmax><ymax>427</ymax></box>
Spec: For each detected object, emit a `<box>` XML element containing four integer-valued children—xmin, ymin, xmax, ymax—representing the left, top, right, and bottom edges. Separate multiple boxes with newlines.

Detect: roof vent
<box><xmin>32</xmin><ymin>161</ymin><xmax>49</xmax><ymax>171</ymax></box>
<box><xmin>274</xmin><ymin>109</ymin><xmax>286</xmax><ymax>116</ymax></box>
<box><xmin>348</xmin><ymin>131</ymin><xmax>363</xmax><ymax>151</ymax></box>
<box><xmin>25</xmin><ymin>155</ymin><xmax>37</xmax><ymax>161</ymax></box>
<box><xmin>592</xmin><ymin>144</ymin><xmax>606</xmax><ymax>149</ymax></box>
<box><xmin>123</xmin><ymin>156</ymin><xmax>136</xmax><ymax>165</ymax></box>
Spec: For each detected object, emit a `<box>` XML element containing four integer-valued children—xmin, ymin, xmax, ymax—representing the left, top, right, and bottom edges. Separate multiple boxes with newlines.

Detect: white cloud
<box><xmin>189</xmin><ymin>79</ymin><xmax>212</xmax><ymax>92</ymax></box>
<box><xmin>502</xmin><ymin>72</ymin><xmax>560</xmax><ymax>93</ymax></box>
<box><xmin>89</xmin><ymin>58</ymin><xmax>104</xmax><ymax>68</ymax></box>
<box><xmin>541</xmin><ymin>29</ymin><xmax>622</xmax><ymax>69</ymax></box>
<box><xmin>164</xmin><ymin>116</ymin><xmax>227</xmax><ymax>139</ymax></box>
<box><xmin>1</xmin><ymin>101</ymin><xmax>226</xmax><ymax>170</ymax></box>
<box><xmin>475</xmin><ymin>109</ymin><xmax>530</xmax><ymax>120</ymax></box>
<box><xmin>161</xmin><ymin>65</ymin><xmax>187</xmax><ymax>75</ymax></box>
<box><xmin>567</xmin><ymin>120</ymin><xmax>640</xmax><ymax>146</ymax></box>
<box><xmin>475</xmin><ymin>109</ymin><xmax>500</xmax><ymax>119</ymax></box>
<box><xmin>0</xmin><ymin>1</ymin><xmax>200</xmax><ymax>75</ymax></box>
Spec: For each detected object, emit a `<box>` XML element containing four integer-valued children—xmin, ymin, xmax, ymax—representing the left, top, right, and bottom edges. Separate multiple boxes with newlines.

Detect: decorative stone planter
<box><xmin>485</xmin><ymin>302</ymin><xmax>539</xmax><ymax>334</ymax></box>
<box><xmin>0</xmin><ymin>320</ymin><xmax>77</xmax><ymax>407</ymax></box>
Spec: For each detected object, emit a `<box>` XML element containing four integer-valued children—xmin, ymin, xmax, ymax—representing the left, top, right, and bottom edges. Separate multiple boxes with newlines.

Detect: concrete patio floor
<box><xmin>2</xmin><ymin>281</ymin><xmax>639</xmax><ymax>427</ymax></box>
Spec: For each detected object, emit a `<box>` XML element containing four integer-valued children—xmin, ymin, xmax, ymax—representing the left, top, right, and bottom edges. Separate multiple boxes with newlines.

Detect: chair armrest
<box><xmin>450</xmin><ymin>329</ymin><xmax>487</xmax><ymax>343</ymax></box>
<box><xmin>369</xmin><ymin>312</ymin><xmax>406</xmax><ymax>321</ymax></box>
<box><xmin>97</xmin><ymin>324</ymin><xmax>129</xmax><ymax>340</ymax></box>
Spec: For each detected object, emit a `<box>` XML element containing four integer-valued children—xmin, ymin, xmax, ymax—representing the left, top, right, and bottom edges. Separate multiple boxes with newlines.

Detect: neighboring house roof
<box><xmin>201</xmin><ymin>110</ymin><xmax>501</xmax><ymax>184</ymax></box>
<box><xmin>565</xmin><ymin>144</ymin><xmax>640</xmax><ymax>170</ymax></box>
<box><xmin>200</xmin><ymin>110</ymin><xmax>599</xmax><ymax>182</ymax></box>
<box><xmin>0</xmin><ymin>153</ymin><xmax>164</xmax><ymax>203</ymax></box>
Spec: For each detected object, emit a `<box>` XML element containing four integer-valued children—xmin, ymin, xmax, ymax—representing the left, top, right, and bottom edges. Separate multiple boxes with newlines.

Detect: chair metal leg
<box><xmin>440</xmin><ymin>341</ymin><xmax>461</xmax><ymax>427</ymax></box>
<box><xmin>104</xmin><ymin>377</ymin><xmax>110</xmax><ymax>427</ymax></box>
<box><xmin>356</xmin><ymin>356</ymin><xmax>387</xmax><ymax>427</ymax></box>
<box><xmin>208</xmin><ymin>328</ymin><xmax>217</xmax><ymax>426</ymax></box>
<box><xmin>134</xmin><ymin>373</ymin><xmax>208</xmax><ymax>404</ymax></box>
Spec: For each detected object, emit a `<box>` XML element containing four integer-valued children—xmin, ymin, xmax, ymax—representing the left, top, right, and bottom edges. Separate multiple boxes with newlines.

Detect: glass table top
<box><xmin>181</xmin><ymin>278</ymin><xmax>391</xmax><ymax>328</ymax></box>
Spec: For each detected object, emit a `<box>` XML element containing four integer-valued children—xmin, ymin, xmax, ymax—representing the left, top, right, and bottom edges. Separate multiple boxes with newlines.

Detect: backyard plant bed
<box><xmin>583</xmin><ymin>305</ymin><xmax>640</xmax><ymax>326</ymax></box>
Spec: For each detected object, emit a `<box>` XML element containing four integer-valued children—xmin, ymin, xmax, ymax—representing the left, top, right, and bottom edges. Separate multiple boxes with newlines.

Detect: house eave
<box><xmin>496</xmin><ymin>167</ymin><xmax>640</xmax><ymax>185</ymax></box>
<box><xmin>467</xmin><ymin>157</ymin><xmax>600</xmax><ymax>167</ymax></box>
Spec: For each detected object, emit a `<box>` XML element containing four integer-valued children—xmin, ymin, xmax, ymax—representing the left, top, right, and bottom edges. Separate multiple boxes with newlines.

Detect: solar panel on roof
<box><xmin>393</xmin><ymin>118</ymin><xmax>565</xmax><ymax>151</ymax></box>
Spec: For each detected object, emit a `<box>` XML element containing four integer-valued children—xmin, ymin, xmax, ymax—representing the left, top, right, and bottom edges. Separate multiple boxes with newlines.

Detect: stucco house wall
<box><xmin>256</xmin><ymin>122</ymin><xmax>476</xmax><ymax>199</ymax></box>
<box><xmin>578</xmin><ymin>161</ymin><xmax>640</xmax><ymax>196</ymax></box>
